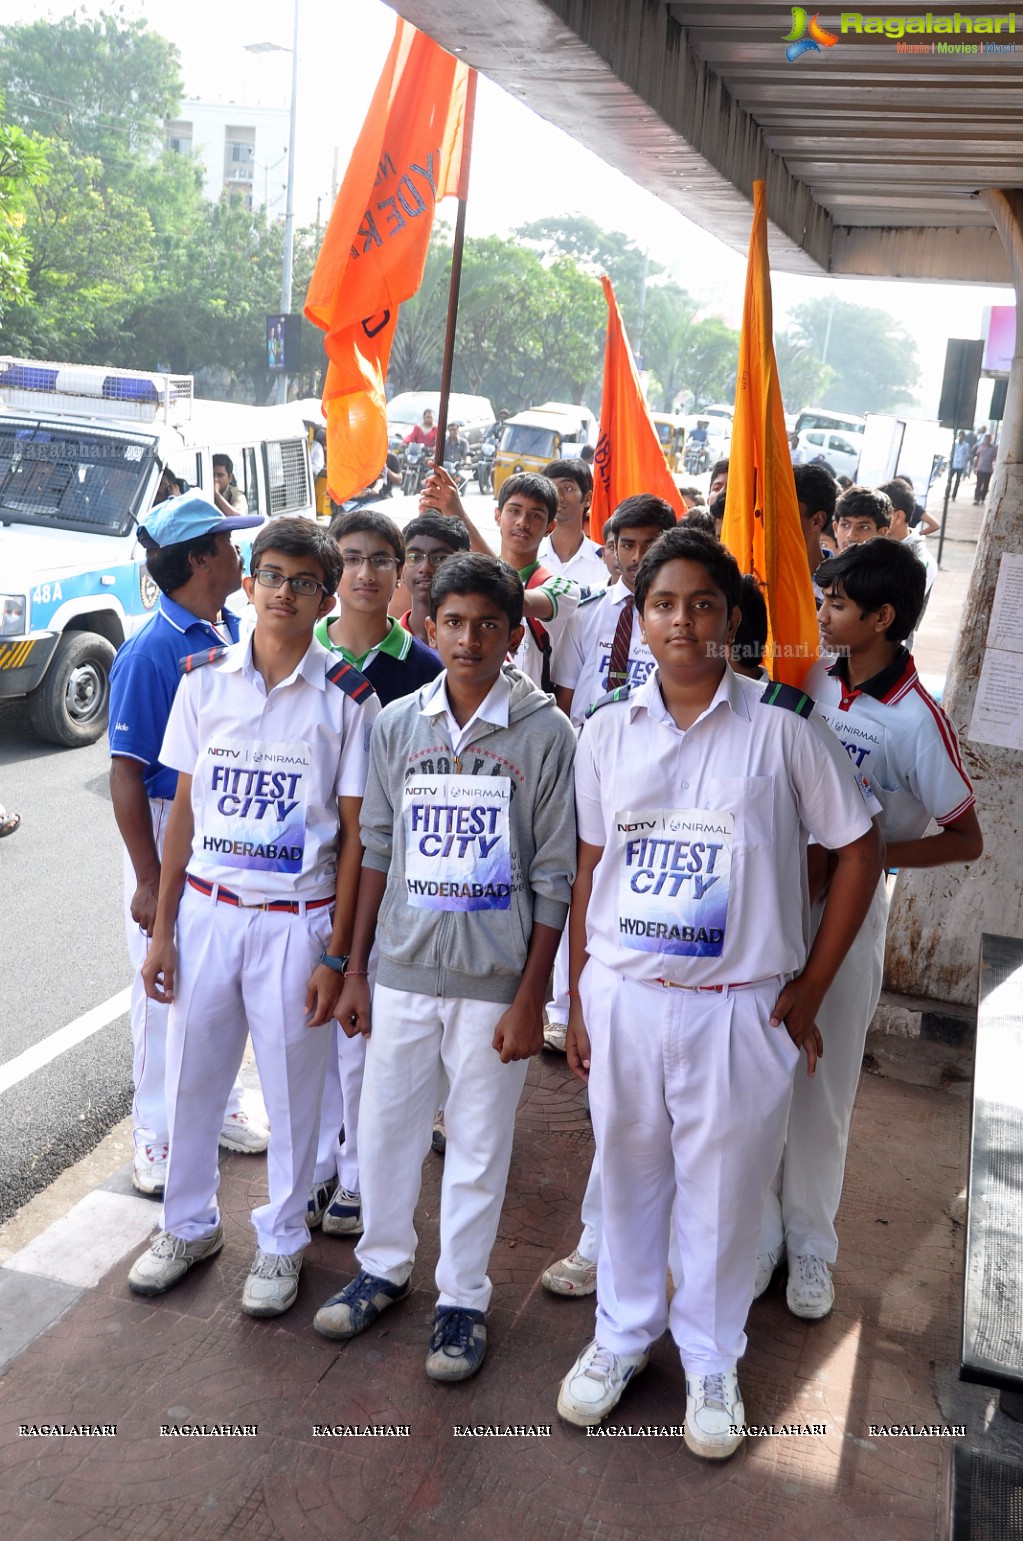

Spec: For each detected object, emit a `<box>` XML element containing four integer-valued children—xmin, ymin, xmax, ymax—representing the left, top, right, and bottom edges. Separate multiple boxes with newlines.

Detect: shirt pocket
<box><xmin>708</xmin><ymin>776</ymin><xmax>776</xmax><ymax>850</ymax></box>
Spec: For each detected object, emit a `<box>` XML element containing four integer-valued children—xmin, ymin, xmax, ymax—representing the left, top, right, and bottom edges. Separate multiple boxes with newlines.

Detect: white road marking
<box><xmin>6</xmin><ymin>1190</ymin><xmax>157</xmax><ymax>1287</ymax></box>
<box><xmin>0</xmin><ymin>988</ymin><xmax>131</xmax><ymax>1096</ymax></box>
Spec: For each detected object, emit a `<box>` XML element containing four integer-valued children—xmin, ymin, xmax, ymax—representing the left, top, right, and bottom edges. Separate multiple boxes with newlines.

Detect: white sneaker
<box><xmin>219</xmin><ymin>1109</ymin><xmax>270</xmax><ymax>1154</ymax></box>
<box><xmin>131</xmin><ymin>1143</ymin><xmax>168</xmax><ymax>1198</ymax></box>
<box><xmin>307</xmin><ymin>1177</ymin><xmax>338</xmax><ymax>1229</ymax></box>
<box><xmin>557</xmin><ymin>1339</ymin><xmax>649</xmax><ymax>1426</ymax></box>
<box><xmin>540</xmin><ymin>1248</ymin><xmax>598</xmax><ymax>1297</ymax></box>
<box><xmin>786</xmin><ymin>1254</ymin><xmax>835</xmax><ymax>1319</ymax></box>
<box><xmin>543</xmin><ymin>1020</ymin><xmax>568</xmax><ymax>1053</ymax></box>
<box><xmin>321</xmin><ymin>1186</ymin><xmax>363</xmax><ymax>1237</ymax></box>
<box><xmin>753</xmin><ymin>1246</ymin><xmax>784</xmax><ymax>1300</ymax></box>
<box><xmin>241</xmin><ymin>1249</ymin><xmax>303</xmax><ymax>1316</ymax></box>
<box><xmin>128</xmin><ymin>1227</ymin><xmax>224</xmax><ymax>1295</ymax></box>
<box><xmin>684</xmin><ymin>1367</ymin><xmax>744</xmax><ymax>1460</ymax></box>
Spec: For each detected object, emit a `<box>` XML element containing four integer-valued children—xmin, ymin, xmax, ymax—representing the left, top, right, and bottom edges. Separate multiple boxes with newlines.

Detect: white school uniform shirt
<box><xmin>508</xmin><ymin>564</ymin><xmax>580</xmax><ymax>687</ymax></box>
<box><xmin>554</xmin><ymin>579</ymin><xmax>656</xmax><ymax>728</ymax></box>
<box><xmin>575</xmin><ymin>666</ymin><xmax>874</xmax><ymax>988</ymax></box>
<box><xmin>418</xmin><ymin>670</ymin><xmax>510</xmax><ymax>756</ymax></box>
<box><xmin>537</xmin><ymin>533</ymin><xmax>608</xmax><ymax>594</ymax></box>
<box><xmin>901</xmin><ymin>528</ymin><xmax>937</xmax><ymax>600</ymax></box>
<box><xmin>160</xmin><ymin>634</ymin><xmax>379</xmax><ymax>900</ymax></box>
<box><xmin>805</xmin><ymin>650</ymin><xmax>975</xmax><ymax>844</ymax></box>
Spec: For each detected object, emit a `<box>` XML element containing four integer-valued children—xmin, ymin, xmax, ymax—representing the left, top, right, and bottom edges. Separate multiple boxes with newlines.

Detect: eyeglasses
<box><xmin>339</xmin><ymin>551</ymin><xmax>399</xmax><ymax>572</ymax></box>
<box><xmin>404</xmin><ymin>549</ymin><xmax>454</xmax><ymax>569</ymax></box>
<box><xmin>252</xmin><ymin>568</ymin><xmax>326</xmax><ymax>598</ymax></box>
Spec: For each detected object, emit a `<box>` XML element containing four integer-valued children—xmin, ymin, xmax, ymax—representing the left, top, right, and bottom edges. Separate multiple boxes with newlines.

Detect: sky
<box><xmin>2</xmin><ymin>0</ymin><xmax>1014</xmax><ymax>417</ymax></box>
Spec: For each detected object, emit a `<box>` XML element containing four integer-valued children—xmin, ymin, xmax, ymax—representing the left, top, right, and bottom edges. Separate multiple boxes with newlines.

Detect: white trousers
<box><xmin>314</xmin><ymin>1027</ymin><xmax>367</xmax><ymax>1191</ymax></box>
<box><xmin>761</xmin><ymin>878</ymin><xmax>890</xmax><ymax>1264</ymax></box>
<box><xmin>355</xmin><ymin>986</ymin><xmax>528</xmax><ymax>1312</ymax></box>
<box><xmin>545</xmin><ymin>931</ymin><xmax>570</xmax><ymax>1027</ymax></box>
<box><xmin>584</xmin><ymin>957</ymin><xmax>798</xmax><ymax>1373</ymax></box>
<box><xmin>124</xmin><ymin>799</ymin><xmax>243</xmax><ymax>1151</ymax></box>
<box><xmin>162</xmin><ymin>885</ymin><xmax>334</xmax><ymax>1254</ymax></box>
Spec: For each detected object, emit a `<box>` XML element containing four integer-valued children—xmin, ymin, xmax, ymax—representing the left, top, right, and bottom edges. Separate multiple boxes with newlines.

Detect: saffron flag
<box><xmin>304</xmin><ymin>21</ymin><xmax>471</xmax><ymax>503</ymax></box>
<box><xmin>721</xmin><ymin>181</ymin><xmax>819</xmax><ymax>687</ymax></box>
<box><xmin>590</xmin><ymin>276</ymin><xmax>686</xmax><ymax>534</ymax></box>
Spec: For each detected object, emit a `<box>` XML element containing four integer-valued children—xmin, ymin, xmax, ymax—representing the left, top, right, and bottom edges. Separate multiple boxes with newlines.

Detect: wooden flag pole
<box><xmin>433</xmin><ymin>69</ymin><xmax>478</xmax><ymax>467</ymax></box>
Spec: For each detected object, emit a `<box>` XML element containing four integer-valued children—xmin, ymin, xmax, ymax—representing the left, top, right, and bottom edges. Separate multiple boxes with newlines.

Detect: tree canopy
<box><xmin>779</xmin><ymin>297</ymin><xmax>920</xmax><ymax>415</ymax></box>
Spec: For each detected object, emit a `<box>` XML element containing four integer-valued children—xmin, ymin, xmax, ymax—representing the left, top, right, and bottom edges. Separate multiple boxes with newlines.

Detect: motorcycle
<box><xmin>682</xmin><ymin>440</ymin><xmax>711</xmax><ymax>476</ymax></box>
<box><xmin>401</xmin><ymin>441</ymin><xmax>429</xmax><ymax>497</ymax></box>
<box><xmin>475</xmin><ymin>440</ymin><xmax>496</xmax><ymax>495</ymax></box>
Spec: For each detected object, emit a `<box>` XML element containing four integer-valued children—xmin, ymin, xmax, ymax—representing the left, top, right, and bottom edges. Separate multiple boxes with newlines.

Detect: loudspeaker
<box><xmin>990</xmin><ymin>376</ymin><xmax>1008</xmax><ymax>422</ymax></box>
<box><xmin>938</xmin><ymin>339</ymin><xmax>983</xmax><ymax>429</ymax></box>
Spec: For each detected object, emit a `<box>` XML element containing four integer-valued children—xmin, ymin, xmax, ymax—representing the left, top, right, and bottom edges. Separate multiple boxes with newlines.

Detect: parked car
<box><xmin>791</xmin><ymin>428</ymin><xmax>862</xmax><ymax>481</ymax></box>
<box><xmin>385</xmin><ymin>391</ymin><xmax>495</xmax><ymax>445</ymax></box>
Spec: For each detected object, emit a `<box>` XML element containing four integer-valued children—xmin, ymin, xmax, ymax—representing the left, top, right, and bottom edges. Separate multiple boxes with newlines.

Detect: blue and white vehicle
<box><xmin>0</xmin><ymin>358</ymin><xmax>314</xmax><ymax>746</ymax></box>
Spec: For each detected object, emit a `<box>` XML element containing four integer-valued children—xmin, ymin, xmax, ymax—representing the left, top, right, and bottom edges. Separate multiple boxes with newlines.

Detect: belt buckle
<box><xmin>238</xmin><ymin>897</ymin><xmax>269</xmax><ymax>911</ymax></box>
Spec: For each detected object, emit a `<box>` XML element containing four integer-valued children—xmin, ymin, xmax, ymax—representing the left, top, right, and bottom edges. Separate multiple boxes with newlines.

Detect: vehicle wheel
<box><xmin>27</xmin><ymin>631</ymin><xmax>115</xmax><ymax>747</ymax></box>
<box><xmin>477</xmin><ymin>466</ymin><xmax>492</xmax><ymax>495</ymax></box>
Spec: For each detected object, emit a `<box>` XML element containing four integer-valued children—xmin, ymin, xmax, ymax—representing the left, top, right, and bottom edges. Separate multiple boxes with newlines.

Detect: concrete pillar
<box><xmin>885</xmin><ymin>189</ymin><xmax>1023</xmax><ymax>1006</ymax></box>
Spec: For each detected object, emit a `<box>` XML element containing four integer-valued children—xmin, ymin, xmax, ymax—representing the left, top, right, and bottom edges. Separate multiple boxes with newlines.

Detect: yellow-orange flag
<box><xmin>721</xmin><ymin>181</ymin><xmax>819</xmax><ymax>686</ymax></box>
<box><xmin>304</xmin><ymin>21</ymin><xmax>471</xmax><ymax>504</ymax></box>
<box><xmin>590</xmin><ymin>276</ymin><xmax>686</xmax><ymax>533</ymax></box>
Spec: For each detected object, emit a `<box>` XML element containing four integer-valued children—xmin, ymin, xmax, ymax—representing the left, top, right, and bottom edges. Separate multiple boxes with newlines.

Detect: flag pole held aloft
<box><xmin>304</xmin><ymin>19</ymin><xmax>470</xmax><ymax>505</ymax></box>
<box><xmin>720</xmin><ymin>180</ymin><xmax>819</xmax><ymax>688</ymax></box>
<box><xmin>433</xmin><ymin>68</ymin><xmax>478</xmax><ymax>463</ymax></box>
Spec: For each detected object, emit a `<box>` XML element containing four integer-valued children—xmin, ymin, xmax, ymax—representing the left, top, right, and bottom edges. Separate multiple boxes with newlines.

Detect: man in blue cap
<box><xmin>109</xmin><ymin>491</ymin><xmax>270</xmax><ymax>1197</ymax></box>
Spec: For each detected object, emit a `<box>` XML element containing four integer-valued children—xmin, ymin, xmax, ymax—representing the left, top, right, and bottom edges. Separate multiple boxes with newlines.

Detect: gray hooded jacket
<box><xmin>360</xmin><ymin>665</ymin><xmax>577</xmax><ymax>1004</ymax></box>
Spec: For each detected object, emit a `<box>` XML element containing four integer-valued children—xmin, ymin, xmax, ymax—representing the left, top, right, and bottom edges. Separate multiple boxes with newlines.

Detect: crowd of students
<box><xmin>113</xmin><ymin>453</ymin><xmax>981</xmax><ymax>1463</ymax></box>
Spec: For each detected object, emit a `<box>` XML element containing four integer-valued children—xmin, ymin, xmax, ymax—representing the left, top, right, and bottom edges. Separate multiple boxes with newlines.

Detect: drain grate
<box><xmin>950</xmin><ymin>1446</ymin><xmax>1023</xmax><ymax>1540</ymax></box>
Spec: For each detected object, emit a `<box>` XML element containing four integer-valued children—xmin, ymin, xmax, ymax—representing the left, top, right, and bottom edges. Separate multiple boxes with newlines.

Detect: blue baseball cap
<box><xmin>137</xmin><ymin>492</ymin><xmax>263</xmax><ymax>551</ymax></box>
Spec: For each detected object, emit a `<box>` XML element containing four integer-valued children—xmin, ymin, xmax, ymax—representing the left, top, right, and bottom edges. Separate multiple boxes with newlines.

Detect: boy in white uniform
<box><xmin>313</xmin><ymin>553</ymin><xmax>576</xmax><ymax>1381</ymax></box>
<box><xmin>127</xmin><ymin>517</ymin><xmax>378</xmax><ymax>1317</ymax></box>
<box><xmin>539</xmin><ymin>494</ymin><xmax>679</xmax><ymax>1294</ymax></box>
<box><xmin>557</xmin><ymin>525</ymin><xmax>883</xmax><ymax>1458</ymax></box>
<box><xmin>419</xmin><ymin>466</ymin><xmax>581</xmax><ymax>691</ymax></box>
<box><xmin>758</xmin><ymin>538</ymin><xmax>981</xmax><ymax>1318</ymax></box>
<box><xmin>537</xmin><ymin>457</ymin><xmax>607</xmax><ymax>593</ymax></box>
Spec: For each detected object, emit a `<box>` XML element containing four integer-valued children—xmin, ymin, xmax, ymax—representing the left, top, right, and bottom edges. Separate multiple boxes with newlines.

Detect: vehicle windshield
<box><xmin>654</xmin><ymin>421</ymin><xmax>673</xmax><ymax>445</ymax></box>
<box><xmin>0</xmin><ymin>420</ymin><xmax>155</xmax><ymax>536</ymax></box>
<box><xmin>500</xmin><ymin>425</ymin><xmax>557</xmax><ymax>458</ymax></box>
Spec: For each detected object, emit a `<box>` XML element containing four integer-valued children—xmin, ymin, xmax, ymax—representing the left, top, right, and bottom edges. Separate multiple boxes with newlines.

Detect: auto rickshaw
<box><xmin>493</xmin><ymin>403</ymin><xmax>596</xmax><ymax>495</ymax></box>
<box><xmin>650</xmin><ymin>412</ymin><xmax>686</xmax><ymax>474</ymax></box>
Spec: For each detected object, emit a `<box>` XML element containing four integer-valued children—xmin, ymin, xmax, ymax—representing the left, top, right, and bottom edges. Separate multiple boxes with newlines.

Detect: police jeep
<box><xmin>0</xmin><ymin>359</ymin><xmax>314</xmax><ymax>746</ymax></box>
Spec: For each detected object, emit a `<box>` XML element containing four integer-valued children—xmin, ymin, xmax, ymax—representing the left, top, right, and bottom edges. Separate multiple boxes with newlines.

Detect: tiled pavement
<box><xmin>0</xmin><ymin>1034</ymin><xmax>1012</xmax><ymax>1541</ymax></box>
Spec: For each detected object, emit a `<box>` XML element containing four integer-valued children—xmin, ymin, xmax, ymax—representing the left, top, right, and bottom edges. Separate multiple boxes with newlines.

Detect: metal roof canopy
<box><xmin>387</xmin><ymin>0</ymin><xmax>1022</xmax><ymax>283</ymax></box>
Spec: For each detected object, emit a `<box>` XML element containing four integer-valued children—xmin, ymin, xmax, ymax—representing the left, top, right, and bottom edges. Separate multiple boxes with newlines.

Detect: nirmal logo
<box><xmin>784</xmin><ymin>8</ymin><xmax>839</xmax><ymax>60</ymax></box>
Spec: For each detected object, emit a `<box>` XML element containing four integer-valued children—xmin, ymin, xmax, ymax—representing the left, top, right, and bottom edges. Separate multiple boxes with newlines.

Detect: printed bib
<box><xmin>403</xmin><ymin>774</ymin><xmax>512</xmax><ymax>911</ymax></box>
<box><xmin>197</xmin><ymin>738</ymin><xmax>311</xmax><ymax>874</ymax></box>
<box><xmin>813</xmin><ymin>704</ymin><xmax>886</xmax><ymax>813</ymax></box>
<box><xmin>616</xmin><ymin>808</ymin><xmax>732</xmax><ymax>957</ymax></box>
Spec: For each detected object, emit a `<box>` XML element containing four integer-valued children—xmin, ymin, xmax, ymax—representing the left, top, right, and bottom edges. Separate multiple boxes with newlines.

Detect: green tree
<box><xmin>1</xmin><ymin>138</ymin><xmax>152</xmax><ymax>360</ymax></box>
<box><xmin>0</xmin><ymin>12</ymin><xmax>182</xmax><ymax>177</ymax></box>
<box><xmin>0</xmin><ymin>97</ymin><xmax>49</xmax><ymax>321</ymax></box>
<box><xmin>514</xmin><ymin>214</ymin><xmax>652</xmax><ymax>334</ymax></box>
<box><xmin>786</xmin><ymin>297</ymin><xmax>919</xmax><ymax>414</ymax></box>
<box><xmin>773</xmin><ymin>331</ymin><xmax>834</xmax><ymax>415</ymax></box>
<box><xmin>642</xmin><ymin>284</ymin><xmax>739</xmax><ymax>411</ymax></box>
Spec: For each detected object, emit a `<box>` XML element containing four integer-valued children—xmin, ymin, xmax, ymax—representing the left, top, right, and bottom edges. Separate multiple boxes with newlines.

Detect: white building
<box><xmin>165</xmin><ymin>100</ymin><xmax>290</xmax><ymax>215</ymax></box>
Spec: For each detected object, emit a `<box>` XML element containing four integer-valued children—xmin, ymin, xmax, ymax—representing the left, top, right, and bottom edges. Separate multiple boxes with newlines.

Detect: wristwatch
<box><xmin>319</xmin><ymin>951</ymin><xmax>349</xmax><ymax>973</ymax></box>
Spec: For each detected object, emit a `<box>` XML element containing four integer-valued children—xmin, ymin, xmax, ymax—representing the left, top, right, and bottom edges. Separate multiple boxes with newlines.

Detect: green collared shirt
<box><xmin>314</xmin><ymin>614</ymin><xmax>412</xmax><ymax>670</ymax></box>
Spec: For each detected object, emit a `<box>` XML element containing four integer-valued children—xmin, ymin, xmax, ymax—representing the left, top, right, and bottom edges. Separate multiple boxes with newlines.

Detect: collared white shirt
<box><xmin>161</xmin><ymin>634</ymin><xmax>378</xmax><ymax>898</ymax></box>
<box><xmin>575</xmin><ymin>666</ymin><xmax>874</xmax><ymax>987</ymax></box>
<box><xmin>419</xmin><ymin>670</ymin><xmax>511</xmax><ymax>757</ymax></box>
<box><xmin>554</xmin><ymin>578</ymin><xmax>656</xmax><ymax>727</ymax></box>
<box><xmin>806</xmin><ymin>652</ymin><xmax>974</xmax><ymax>845</ymax></box>
<box><xmin>538</xmin><ymin>533</ymin><xmax>608</xmax><ymax>593</ymax></box>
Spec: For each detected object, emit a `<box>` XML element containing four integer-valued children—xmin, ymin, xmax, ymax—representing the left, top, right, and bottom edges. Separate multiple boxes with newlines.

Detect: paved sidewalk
<box><xmin>2</xmin><ymin>1028</ymin><xmax>1019</xmax><ymax>1541</ymax></box>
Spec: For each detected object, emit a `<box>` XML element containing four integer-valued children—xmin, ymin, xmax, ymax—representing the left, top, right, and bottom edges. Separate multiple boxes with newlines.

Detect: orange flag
<box><xmin>304</xmin><ymin>21</ymin><xmax>471</xmax><ymax>503</ymax></box>
<box><xmin>590</xmin><ymin>276</ymin><xmax>686</xmax><ymax>533</ymax></box>
<box><xmin>721</xmin><ymin>181</ymin><xmax>819</xmax><ymax>687</ymax></box>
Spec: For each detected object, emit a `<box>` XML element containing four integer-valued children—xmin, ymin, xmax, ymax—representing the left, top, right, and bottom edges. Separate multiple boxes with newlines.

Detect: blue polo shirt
<box><xmin>109</xmin><ymin>595</ymin><xmax>242</xmax><ymax>800</ymax></box>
